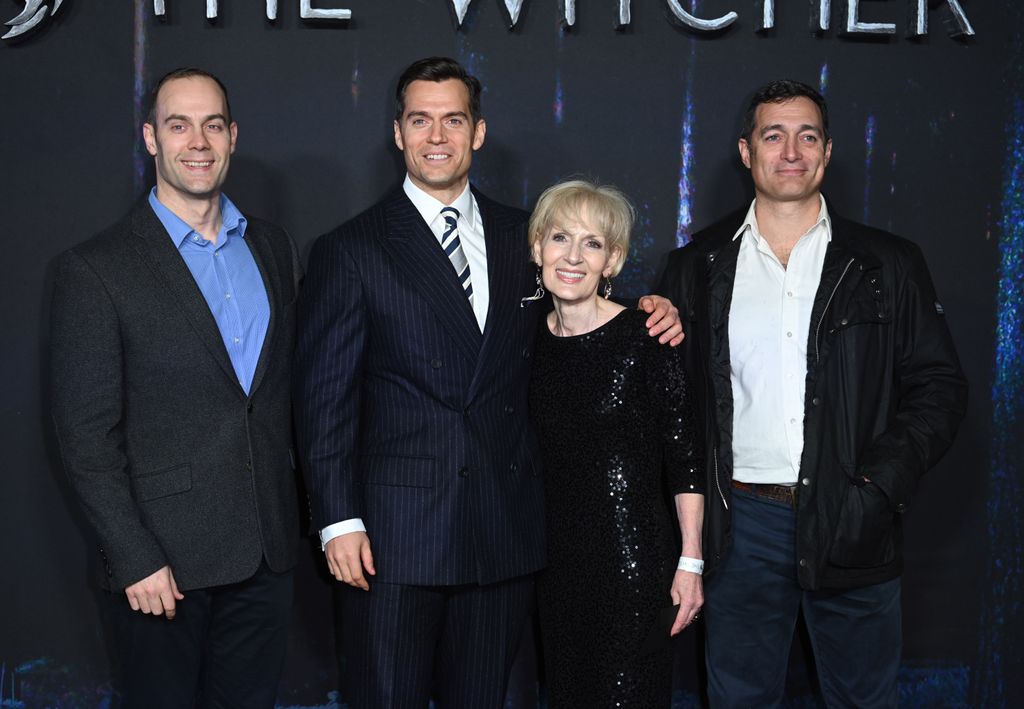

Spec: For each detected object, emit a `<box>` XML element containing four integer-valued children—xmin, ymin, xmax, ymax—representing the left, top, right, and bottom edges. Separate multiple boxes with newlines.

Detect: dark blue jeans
<box><xmin>705</xmin><ymin>487</ymin><xmax>901</xmax><ymax>708</ymax></box>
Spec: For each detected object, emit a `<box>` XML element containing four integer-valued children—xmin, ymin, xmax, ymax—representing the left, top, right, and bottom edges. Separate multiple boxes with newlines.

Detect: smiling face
<box><xmin>393</xmin><ymin>79</ymin><xmax>486</xmax><ymax>205</ymax></box>
<box><xmin>532</xmin><ymin>208</ymin><xmax>622</xmax><ymax>308</ymax></box>
<box><xmin>738</xmin><ymin>96</ymin><xmax>831</xmax><ymax>208</ymax></box>
<box><xmin>143</xmin><ymin>76</ymin><xmax>236</xmax><ymax>212</ymax></box>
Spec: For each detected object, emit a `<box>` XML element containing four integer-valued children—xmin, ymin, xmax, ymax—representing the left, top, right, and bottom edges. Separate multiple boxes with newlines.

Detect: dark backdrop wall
<box><xmin>2</xmin><ymin>1</ymin><xmax>1019</xmax><ymax>706</ymax></box>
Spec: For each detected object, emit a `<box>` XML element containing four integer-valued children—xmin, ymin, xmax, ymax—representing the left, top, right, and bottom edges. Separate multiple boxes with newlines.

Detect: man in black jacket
<box><xmin>657</xmin><ymin>80</ymin><xmax>967</xmax><ymax>707</ymax></box>
<box><xmin>50</xmin><ymin>69</ymin><xmax>301</xmax><ymax>708</ymax></box>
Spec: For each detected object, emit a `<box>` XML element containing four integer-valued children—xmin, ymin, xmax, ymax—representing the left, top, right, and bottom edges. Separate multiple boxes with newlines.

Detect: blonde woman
<box><xmin>527</xmin><ymin>179</ymin><xmax>704</xmax><ymax>707</ymax></box>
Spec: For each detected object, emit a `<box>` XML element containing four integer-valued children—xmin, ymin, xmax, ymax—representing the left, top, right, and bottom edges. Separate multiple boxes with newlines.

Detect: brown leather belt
<box><xmin>732</xmin><ymin>480</ymin><xmax>798</xmax><ymax>509</ymax></box>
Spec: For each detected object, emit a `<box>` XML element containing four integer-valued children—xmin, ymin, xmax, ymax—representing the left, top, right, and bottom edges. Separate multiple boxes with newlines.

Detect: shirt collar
<box><xmin>402</xmin><ymin>175</ymin><xmax>478</xmax><ymax>232</ymax></box>
<box><xmin>148</xmin><ymin>188</ymin><xmax>248</xmax><ymax>248</ymax></box>
<box><xmin>732</xmin><ymin>194</ymin><xmax>831</xmax><ymax>244</ymax></box>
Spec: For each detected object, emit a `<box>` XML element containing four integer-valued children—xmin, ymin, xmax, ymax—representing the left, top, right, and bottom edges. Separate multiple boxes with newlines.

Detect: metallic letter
<box><xmin>560</xmin><ymin>1</ymin><xmax>631</xmax><ymax>28</ymax></box>
<box><xmin>267</xmin><ymin>1</ymin><xmax>277</xmax><ymax>20</ymax></box>
<box><xmin>154</xmin><ymin>1</ymin><xmax>165</xmax><ymax>18</ymax></box>
<box><xmin>208</xmin><ymin>0</ymin><xmax>217</xmax><ymax>20</ymax></box>
<box><xmin>665</xmin><ymin>0</ymin><xmax>738</xmax><ymax>32</ymax></box>
<box><xmin>908</xmin><ymin>0</ymin><xmax>975</xmax><ymax>38</ymax></box>
<box><xmin>562</xmin><ymin>0</ymin><xmax>575</xmax><ymax>26</ymax></box>
<box><xmin>841</xmin><ymin>0</ymin><xmax>895</xmax><ymax>35</ymax></box>
<box><xmin>301</xmin><ymin>0</ymin><xmax>352</xmax><ymax>21</ymax></box>
<box><xmin>812</xmin><ymin>0</ymin><xmax>831</xmax><ymax>31</ymax></box>
<box><xmin>617</xmin><ymin>0</ymin><xmax>631</xmax><ymax>27</ymax></box>
<box><xmin>450</xmin><ymin>0</ymin><xmax>535</xmax><ymax>28</ymax></box>
<box><xmin>758</xmin><ymin>0</ymin><xmax>774</xmax><ymax>31</ymax></box>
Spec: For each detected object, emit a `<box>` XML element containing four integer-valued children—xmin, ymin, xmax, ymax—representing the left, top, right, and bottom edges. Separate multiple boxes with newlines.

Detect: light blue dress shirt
<box><xmin>148</xmin><ymin>189</ymin><xmax>270</xmax><ymax>394</ymax></box>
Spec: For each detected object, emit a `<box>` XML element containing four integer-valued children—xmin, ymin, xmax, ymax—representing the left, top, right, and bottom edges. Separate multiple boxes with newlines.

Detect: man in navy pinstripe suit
<box><xmin>295</xmin><ymin>57</ymin><xmax>681</xmax><ymax>708</ymax></box>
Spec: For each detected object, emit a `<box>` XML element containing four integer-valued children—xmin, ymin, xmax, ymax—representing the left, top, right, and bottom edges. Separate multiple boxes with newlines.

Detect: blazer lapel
<box><xmin>242</xmin><ymin>222</ymin><xmax>280</xmax><ymax>397</ymax></box>
<box><xmin>128</xmin><ymin>203</ymin><xmax>242</xmax><ymax>394</ymax></box>
<box><xmin>470</xmin><ymin>193</ymin><xmax>527</xmax><ymax>398</ymax></box>
<box><xmin>378</xmin><ymin>189</ymin><xmax>482</xmax><ymax>364</ymax></box>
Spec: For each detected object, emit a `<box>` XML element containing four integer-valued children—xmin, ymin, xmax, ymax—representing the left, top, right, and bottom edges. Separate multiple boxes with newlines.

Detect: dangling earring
<box><xmin>603</xmin><ymin>276</ymin><xmax>613</xmax><ymax>300</ymax></box>
<box><xmin>520</xmin><ymin>267</ymin><xmax>546</xmax><ymax>307</ymax></box>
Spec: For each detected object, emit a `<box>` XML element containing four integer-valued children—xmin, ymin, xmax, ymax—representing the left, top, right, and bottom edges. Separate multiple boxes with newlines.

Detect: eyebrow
<box><xmin>406</xmin><ymin>110</ymin><xmax>469</xmax><ymax>121</ymax></box>
<box><xmin>163</xmin><ymin>113</ymin><xmax>228</xmax><ymax>125</ymax></box>
<box><xmin>760</xmin><ymin>123</ymin><xmax>823</xmax><ymax>137</ymax></box>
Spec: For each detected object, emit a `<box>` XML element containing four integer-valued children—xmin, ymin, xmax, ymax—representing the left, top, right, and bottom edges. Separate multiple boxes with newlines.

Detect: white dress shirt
<box><xmin>403</xmin><ymin>176</ymin><xmax>490</xmax><ymax>332</ymax></box>
<box><xmin>320</xmin><ymin>177</ymin><xmax>491</xmax><ymax>548</ymax></box>
<box><xmin>729</xmin><ymin>196</ymin><xmax>831</xmax><ymax>485</ymax></box>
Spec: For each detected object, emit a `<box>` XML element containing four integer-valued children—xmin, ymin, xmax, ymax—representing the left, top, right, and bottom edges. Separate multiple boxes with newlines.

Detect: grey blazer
<box><xmin>50</xmin><ymin>200</ymin><xmax>302</xmax><ymax>592</ymax></box>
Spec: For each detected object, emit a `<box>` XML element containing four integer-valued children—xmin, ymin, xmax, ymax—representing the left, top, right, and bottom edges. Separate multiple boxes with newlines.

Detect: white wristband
<box><xmin>677</xmin><ymin>556</ymin><xmax>704</xmax><ymax>575</ymax></box>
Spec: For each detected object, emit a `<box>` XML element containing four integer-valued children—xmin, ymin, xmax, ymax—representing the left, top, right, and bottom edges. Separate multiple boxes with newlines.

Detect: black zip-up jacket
<box><xmin>656</xmin><ymin>206</ymin><xmax>967</xmax><ymax>590</ymax></box>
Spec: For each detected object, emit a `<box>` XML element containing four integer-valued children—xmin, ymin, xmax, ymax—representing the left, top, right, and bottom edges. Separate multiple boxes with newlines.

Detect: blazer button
<box><xmin>458</xmin><ymin>466</ymin><xmax>470</xmax><ymax>478</ymax></box>
<box><xmin>522</xmin><ymin>348</ymin><xmax>531</xmax><ymax>359</ymax></box>
<box><xmin>245</xmin><ymin>459</ymin><xmax>252</xmax><ymax>471</ymax></box>
<box><xmin>509</xmin><ymin>462</ymin><xmax>518</xmax><ymax>474</ymax></box>
<box><xmin>430</xmin><ymin>358</ymin><xmax>442</xmax><ymax>369</ymax></box>
<box><xmin>811</xmin><ymin>397</ymin><xmax>821</xmax><ymax>406</ymax></box>
<box><xmin>504</xmin><ymin>404</ymin><xmax>514</xmax><ymax>415</ymax></box>
<box><xmin>246</xmin><ymin>402</ymin><xmax>253</xmax><ymax>413</ymax></box>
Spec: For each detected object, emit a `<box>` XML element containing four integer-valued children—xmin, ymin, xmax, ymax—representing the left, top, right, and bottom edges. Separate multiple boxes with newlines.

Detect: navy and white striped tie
<box><xmin>439</xmin><ymin>206</ymin><xmax>474</xmax><ymax>304</ymax></box>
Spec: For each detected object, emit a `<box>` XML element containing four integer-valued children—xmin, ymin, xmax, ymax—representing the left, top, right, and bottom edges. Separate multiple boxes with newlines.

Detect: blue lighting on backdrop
<box><xmin>972</xmin><ymin>91</ymin><xmax>1024</xmax><ymax>705</ymax></box>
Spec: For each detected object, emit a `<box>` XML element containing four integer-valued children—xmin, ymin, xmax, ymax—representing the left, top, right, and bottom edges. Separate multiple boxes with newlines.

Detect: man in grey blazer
<box><xmin>295</xmin><ymin>56</ymin><xmax>681</xmax><ymax>708</ymax></box>
<box><xmin>50</xmin><ymin>68</ymin><xmax>302</xmax><ymax>708</ymax></box>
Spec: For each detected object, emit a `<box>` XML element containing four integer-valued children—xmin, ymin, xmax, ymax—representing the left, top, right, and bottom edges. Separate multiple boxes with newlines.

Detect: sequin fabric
<box><xmin>529</xmin><ymin>309</ymin><xmax>702</xmax><ymax>708</ymax></box>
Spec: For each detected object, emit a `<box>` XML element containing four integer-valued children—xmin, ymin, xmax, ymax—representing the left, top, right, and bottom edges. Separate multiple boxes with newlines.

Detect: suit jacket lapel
<box><xmin>128</xmin><ymin>202</ymin><xmax>243</xmax><ymax>394</ymax></box>
<box><xmin>470</xmin><ymin>192</ymin><xmax>525</xmax><ymax>398</ymax></box>
<box><xmin>243</xmin><ymin>223</ymin><xmax>280</xmax><ymax>397</ymax></box>
<box><xmin>378</xmin><ymin>188</ymin><xmax>482</xmax><ymax>364</ymax></box>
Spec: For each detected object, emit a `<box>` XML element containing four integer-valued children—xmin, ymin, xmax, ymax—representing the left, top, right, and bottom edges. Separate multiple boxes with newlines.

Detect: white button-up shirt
<box><xmin>729</xmin><ymin>196</ymin><xmax>831</xmax><ymax>485</ymax></box>
<box><xmin>404</xmin><ymin>176</ymin><xmax>490</xmax><ymax>332</ymax></box>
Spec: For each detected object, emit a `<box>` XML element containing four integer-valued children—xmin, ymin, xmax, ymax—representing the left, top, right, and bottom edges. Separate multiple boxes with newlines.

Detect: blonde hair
<box><xmin>528</xmin><ymin>179</ymin><xmax>634</xmax><ymax>277</ymax></box>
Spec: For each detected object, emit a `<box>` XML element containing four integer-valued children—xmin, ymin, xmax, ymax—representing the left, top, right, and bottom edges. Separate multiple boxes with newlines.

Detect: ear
<box><xmin>393</xmin><ymin>120</ymin><xmax>404</xmax><ymax>151</ymax></box>
<box><xmin>738</xmin><ymin>138</ymin><xmax>752</xmax><ymax>169</ymax></box>
<box><xmin>229</xmin><ymin>121</ymin><xmax>238</xmax><ymax>154</ymax></box>
<box><xmin>605</xmin><ymin>246</ymin><xmax>623</xmax><ymax>277</ymax></box>
<box><xmin>143</xmin><ymin>123</ymin><xmax>158</xmax><ymax>157</ymax></box>
<box><xmin>531</xmin><ymin>239</ymin><xmax>542</xmax><ymax>266</ymax></box>
<box><xmin>823</xmin><ymin>138</ymin><xmax>832</xmax><ymax>166</ymax></box>
<box><xmin>472</xmin><ymin>118</ymin><xmax>487</xmax><ymax>151</ymax></box>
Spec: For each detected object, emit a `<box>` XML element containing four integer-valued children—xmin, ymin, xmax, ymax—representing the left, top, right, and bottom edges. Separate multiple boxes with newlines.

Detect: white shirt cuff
<box><xmin>319</xmin><ymin>518</ymin><xmax>366</xmax><ymax>551</ymax></box>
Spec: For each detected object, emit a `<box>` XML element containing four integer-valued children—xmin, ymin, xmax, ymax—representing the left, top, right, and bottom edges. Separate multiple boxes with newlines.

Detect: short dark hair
<box><xmin>146</xmin><ymin>67</ymin><xmax>232</xmax><ymax>125</ymax></box>
<box><xmin>741</xmin><ymin>79</ymin><xmax>829</xmax><ymax>143</ymax></box>
<box><xmin>394</xmin><ymin>56</ymin><xmax>482</xmax><ymax>124</ymax></box>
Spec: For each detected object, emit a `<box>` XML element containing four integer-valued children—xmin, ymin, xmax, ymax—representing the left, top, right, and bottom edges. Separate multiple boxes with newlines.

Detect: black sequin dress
<box><xmin>529</xmin><ymin>308</ymin><xmax>703</xmax><ymax>708</ymax></box>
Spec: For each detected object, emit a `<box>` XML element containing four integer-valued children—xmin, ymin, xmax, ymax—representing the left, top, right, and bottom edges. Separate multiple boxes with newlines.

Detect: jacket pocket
<box><xmin>362</xmin><ymin>455</ymin><xmax>436</xmax><ymax>488</ymax></box>
<box><xmin>133</xmin><ymin>463</ymin><xmax>192</xmax><ymax>502</ymax></box>
<box><xmin>828</xmin><ymin>480</ymin><xmax>896</xmax><ymax>568</ymax></box>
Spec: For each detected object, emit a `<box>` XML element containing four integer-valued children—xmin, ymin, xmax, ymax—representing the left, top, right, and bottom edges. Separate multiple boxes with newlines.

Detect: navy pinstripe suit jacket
<box><xmin>295</xmin><ymin>186</ymin><xmax>547</xmax><ymax>586</ymax></box>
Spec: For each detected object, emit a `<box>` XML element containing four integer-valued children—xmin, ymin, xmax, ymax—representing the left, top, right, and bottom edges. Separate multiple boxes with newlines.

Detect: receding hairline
<box><xmin>149</xmin><ymin>74</ymin><xmax>232</xmax><ymax>125</ymax></box>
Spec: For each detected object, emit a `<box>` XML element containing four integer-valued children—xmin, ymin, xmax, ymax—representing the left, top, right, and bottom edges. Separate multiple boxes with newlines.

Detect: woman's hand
<box><xmin>670</xmin><ymin>569</ymin><xmax>704</xmax><ymax>636</ymax></box>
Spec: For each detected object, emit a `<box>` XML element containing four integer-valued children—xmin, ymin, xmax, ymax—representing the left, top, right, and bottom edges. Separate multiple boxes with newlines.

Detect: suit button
<box><xmin>430</xmin><ymin>358</ymin><xmax>442</xmax><ymax>369</ymax></box>
<box><xmin>811</xmin><ymin>397</ymin><xmax>820</xmax><ymax>406</ymax></box>
<box><xmin>458</xmin><ymin>466</ymin><xmax>469</xmax><ymax>478</ymax></box>
<box><xmin>801</xmin><ymin>477</ymin><xmax>810</xmax><ymax>486</ymax></box>
<box><xmin>510</xmin><ymin>462</ymin><xmax>518</xmax><ymax>474</ymax></box>
<box><xmin>245</xmin><ymin>459</ymin><xmax>252</xmax><ymax>471</ymax></box>
<box><xmin>522</xmin><ymin>348</ymin><xmax>531</xmax><ymax>359</ymax></box>
<box><xmin>799</xmin><ymin>558</ymin><xmax>808</xmax><ymax>567</ymax></box>
<box><xmin>246</xmin><ymin>402</ymin><xmax>253</xmax><ymax>413</ymax></box>
<box><xmin>504</xmin><ymin>404</ymin><xmax>514</xmax><ymax>415</ymax></box>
